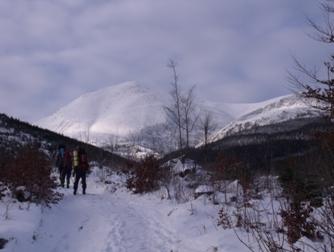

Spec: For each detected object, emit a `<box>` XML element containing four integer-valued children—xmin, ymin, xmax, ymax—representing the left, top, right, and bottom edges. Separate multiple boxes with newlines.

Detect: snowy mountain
<box><xmin>37</xmin><ymin>81</ymin><xmax>234</xmax><ymax>147</ymax></box>
<box><xmin>207</xmin><ymin>94</ymin><xmax>324</xmax><ymax>144</ymax></box>
<box><xmin>37</xmin><ymin>82</ymin><xmax>324</xmax><ymax>152</ymax></box>
<box><xmin>38</xmin><ymin>82</ymin><xmax>166</xmax><ymax>143</ymax></box>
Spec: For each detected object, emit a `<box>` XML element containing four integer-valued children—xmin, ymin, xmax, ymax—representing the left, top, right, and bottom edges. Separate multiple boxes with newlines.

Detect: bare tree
<box><xmin>164</xmin><ymin>59</ymin><xmax>184</xmax><ymax>149</ymax></box>
<box><xmin>181</xmin><ymin>86</ymin><xmax>199</xmax><ymax>148</ymax></box>
<box><xmin>79</xmin><ymin>125</ymin><xmax>91</xmax><ymax>143</ymax></box>
<box><xmin>164</xmin><ymin>59</ymin><xmax>199</xmax><ymax>150</ymax></box>
<box><xmin>200</xmin><ymin>111</ymin><xmax>217</xmax><ymax>147</ymax></box>
<box><xmin>289</xmin><ymin>1</ymin><xmax>334</xmax><ymax>119</ymax></box>
<box><xmin>105</xmin><ymin>134</ymin><xmax>119</xmax><ymax>153</ymax></box>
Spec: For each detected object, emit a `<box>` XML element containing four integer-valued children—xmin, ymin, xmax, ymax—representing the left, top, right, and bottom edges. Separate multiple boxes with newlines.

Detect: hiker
<box><xmin>55</xmin><ymin>144</ymin><xmax>66</xmax><ymax>185</ymax></box>
<box><xmin>73</xmin><ymin>147</ymin><xmax>89</xmax><ymax>195</ymax></box>
<box><xmin>60</xmin><ymin>149</ymin><xmax>72</xmax><ymax>188</ymax></box>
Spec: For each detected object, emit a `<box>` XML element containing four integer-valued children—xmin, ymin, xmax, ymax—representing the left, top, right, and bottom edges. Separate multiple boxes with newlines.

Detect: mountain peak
<box><xmin>37</xmin><ymin>81</ymin><xmax>166</xmax><ymax>142</ymax></box>
<box><xmin>79</xmin><ymin>81</ymin><xmax>147</xmax><ymax>100</ymax></box>
<box><xmin>104</xmin><ymin>81</ymin><xmax>144</xmax><ymax>92</ymax></box>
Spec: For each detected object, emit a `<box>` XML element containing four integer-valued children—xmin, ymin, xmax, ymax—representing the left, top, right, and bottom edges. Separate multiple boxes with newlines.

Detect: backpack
<box><xmin>73</xmin><ymin>150</ymin><xmax>79</xmax><ymax>168</ymax></box>
<box><xmin>64</xmin><ymin>150</ymin><xmax>72</xmax><ymax>168</ymax></box>
<box><xmin>79</xmin><ymin>149</ymin><xmax>89</xmax><ymax>170</ymax></box>
<box><xmin>56</xmin><ymin>146</ymin><xmax>65</xmax><ymax>167</ymax></box>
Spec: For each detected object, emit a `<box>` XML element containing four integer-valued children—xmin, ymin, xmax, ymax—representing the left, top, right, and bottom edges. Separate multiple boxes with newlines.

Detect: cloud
<box><xmin>0</xmin><ymin>0</ymin><xmax>329</xmax><ymax>121</ymax></box>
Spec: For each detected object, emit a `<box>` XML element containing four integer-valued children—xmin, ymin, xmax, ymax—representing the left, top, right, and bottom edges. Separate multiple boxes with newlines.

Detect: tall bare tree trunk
<box><xmin>164</xmin><ymin>59</ymin><xmax>184</xmax><ymax>150</ymax></box>
<box><xmin>181</xmin><ymin>86</ymin><xmax>198</xmax><ymax>149</ymax></box>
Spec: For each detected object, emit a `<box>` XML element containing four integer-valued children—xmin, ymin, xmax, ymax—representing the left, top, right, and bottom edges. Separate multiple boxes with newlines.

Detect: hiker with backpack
<box><xmin>73</xmin><ymin>147</ymin><xmax>89</xmax><ymax>195</ymax></box>
<box><xmin>60</xmin><ymin>149</ymin><xmax>73</xmax><ymax>188</ymax></box>
<box><xmin>55</xmin><ymin>144</ymin><xmax>66</xmax><ymax>185</ymax></box>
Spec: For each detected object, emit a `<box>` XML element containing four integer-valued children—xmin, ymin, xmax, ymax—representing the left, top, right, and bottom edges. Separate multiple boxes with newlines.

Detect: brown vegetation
<box><xmin>0</xmin><ymin>145</ymin><xmax>62</xmax><ymax>207</ymax></box>
<box><xmin>126</xmin><ymin>156</ymin><xmax>162</xmax><ymax>194</ymax></box>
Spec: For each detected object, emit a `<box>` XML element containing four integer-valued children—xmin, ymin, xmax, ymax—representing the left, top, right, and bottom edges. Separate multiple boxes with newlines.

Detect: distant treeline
<box><xmin>0</xmin><ymin>113</ymin><xmax>135</xmax><ymax>170</ymax></box>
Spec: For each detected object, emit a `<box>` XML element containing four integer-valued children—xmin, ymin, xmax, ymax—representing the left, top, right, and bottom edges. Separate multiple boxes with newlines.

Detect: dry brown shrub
<box><xmin>0</xmin><ymin>145</ymin><xmax>62</xmax><ymax>207</ymax></box>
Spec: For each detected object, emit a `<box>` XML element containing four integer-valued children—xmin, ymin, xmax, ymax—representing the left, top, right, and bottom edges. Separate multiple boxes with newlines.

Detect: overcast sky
<box><xmin>0</xmin><ymin>0</ymin><xmax>331</xmax><ymax>122</ymax></box>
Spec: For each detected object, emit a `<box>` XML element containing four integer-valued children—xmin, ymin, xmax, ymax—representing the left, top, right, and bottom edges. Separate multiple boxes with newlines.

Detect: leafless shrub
<box><xmin>126</xmin><ymin>155</ymin><xmax>161</xmax><ymax>193</ymax></box>
<box><xmin>234</xmin><ymin>194</ymin><xmax>288</xmax><ymax>252</ymax></box>
<box><xmin>310</xmin><ymin>197</ymin><xmax>334</xmax><ymax>251</ymax></box>
<box><xmin>218</xmin><ymin>206</ymin><xmax>232</xmax><ymax>229</ymax></box>
<box><xmin>281</xmin><ymin>203</ymin><xmax>317</xmax><ymax>244</ymax></box>
<box><xmin>0</xmin><ymin>145</ymin><xmax>62</xmax><ymax>207</ymax></box>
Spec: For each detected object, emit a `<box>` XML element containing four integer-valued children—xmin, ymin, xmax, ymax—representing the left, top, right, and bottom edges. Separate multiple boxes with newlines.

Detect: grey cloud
<box><xmin>0</xmin><ymin>0</ymin><xmax>329</xmax><ymax>121</ymax></box>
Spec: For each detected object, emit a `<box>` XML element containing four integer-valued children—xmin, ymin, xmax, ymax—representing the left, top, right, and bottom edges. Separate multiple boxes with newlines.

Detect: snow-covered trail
<box><xmin>9</xmin><ymin>179</ymin><xmax>181</xmax><ymax>252</ymax></box>
<box><xmin>2</xmin><ymin>172</ymin><xmax>247</xmax><ymax>252</ymax></box>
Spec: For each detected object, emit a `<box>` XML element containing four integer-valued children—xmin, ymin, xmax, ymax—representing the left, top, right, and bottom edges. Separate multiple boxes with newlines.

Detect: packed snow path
<box><xmin>7</xmin><ymin>184</ymin><xmax>181</xmax><ymax>252</ymax></box>
<box><xmin>2</xmin><ymin>173</ymin><xmax>247</xmax><ymax>252</ymax></box>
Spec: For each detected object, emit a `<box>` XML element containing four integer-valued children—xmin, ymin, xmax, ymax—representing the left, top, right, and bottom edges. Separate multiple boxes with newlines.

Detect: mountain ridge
<box><xmin>37</xmin><ymin>82</ymin><xmax>323</xmax><ymax>150</ymax></box>
<box><xmin>207</xmin><ymin>95</ymin><xmax>323</xmax><ymax>144</ymax></box>
<box><xmin>37</xmin><ymin>81</ymin><xmax>235</xmax><ymax>146</ymax></box>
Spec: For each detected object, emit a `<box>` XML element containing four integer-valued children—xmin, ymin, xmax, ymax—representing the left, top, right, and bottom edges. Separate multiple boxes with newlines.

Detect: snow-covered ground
<box><xmin>1</xmin><ymin>165</ymin><xmax>331</xmax><ymax>252</ymax></box>
<box><xmin>0</xmin><ymin>168</ymin><xmax>248</xmax><ymax>252</ymax></box>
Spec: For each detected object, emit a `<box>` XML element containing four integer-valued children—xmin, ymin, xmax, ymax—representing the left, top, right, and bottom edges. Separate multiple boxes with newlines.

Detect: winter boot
<box><xmin>83</xmin><ymin>189</ymin><xmax>86</xmax><ymax>195</ymax></box>
<box><xmin>73</xmin><ymin>190</ymin><xmax>77</xmax><ymax>195</ymax></box>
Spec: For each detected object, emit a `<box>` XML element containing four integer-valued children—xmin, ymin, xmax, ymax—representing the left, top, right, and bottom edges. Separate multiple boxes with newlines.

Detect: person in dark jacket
<box><xmin>56</xmin><ymin>144</ymin><xmax>66</xmax><ymax>185</ymax></box>
<box><xmin>60</xmin><ymin>149</ymin><xmax>72</xmax><ymax>188</ymax></box>
<box><xmin>73</xmin><ymin>147</ymin><xmax>89</xmax><ymax>195</ymax></box>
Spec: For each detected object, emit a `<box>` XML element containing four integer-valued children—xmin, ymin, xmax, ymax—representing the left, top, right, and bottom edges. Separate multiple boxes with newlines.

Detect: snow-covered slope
<box><xmin>38</xmin><ymin>82</ymin><xmax>324</xmax><ymax>149</ymax></box>
<box><xmin>208</xmin><ymin>94</ymin><xmax>324</xmax><ymax>144</ymax></box>
<box><xmin>37</xmin><ymin>82</ymin><xmax>234</xmax><ymax>146</ymax></box>
<box><xmin>38</xmin><ymin>82</ymin><xmax>167</xmax><ymax>143</ymax></box>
